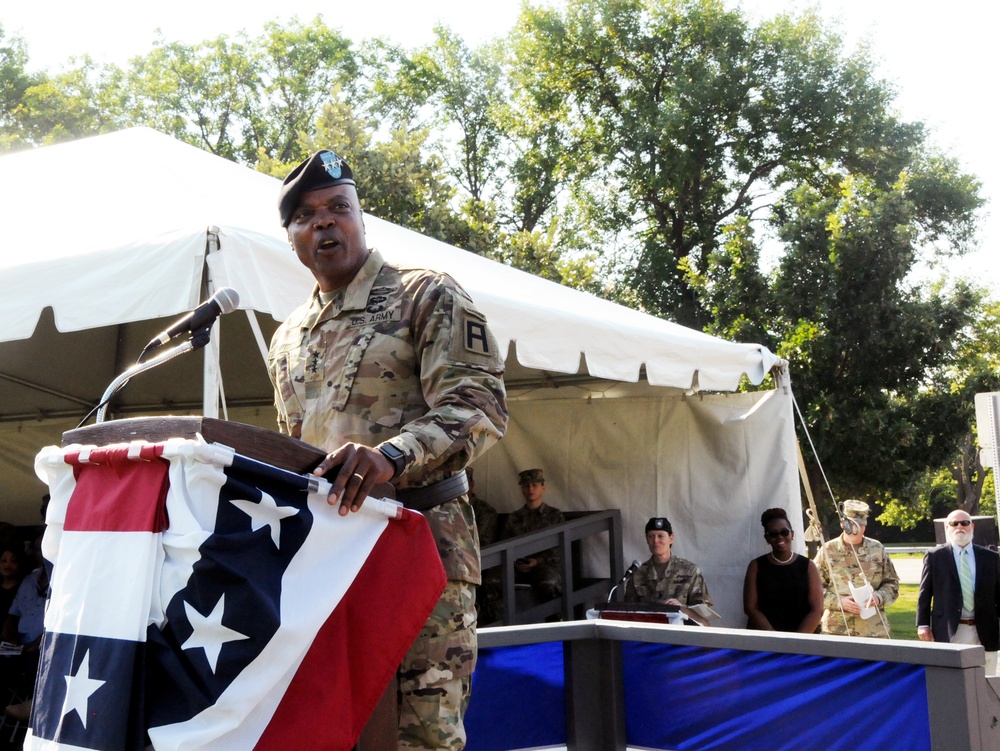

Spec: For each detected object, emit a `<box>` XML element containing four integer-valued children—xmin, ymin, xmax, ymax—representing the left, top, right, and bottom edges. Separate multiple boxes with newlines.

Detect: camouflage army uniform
<box><xmin>814</xmin><ymin>535</ymin><xmax>899</xmax><ymax>638</ymax></box>
<box><xmin>502</xmin><ymin>502</ymin><xmax>566</xmax><ymax>598</ymax></box>
<box><xmin>624</xmin><ymin>556</ymin><xmax>713</xmax><ymax>607</ymax></box>
<box><xmin>267</xmin><ymin>249</ymin><xmax>507</xmax><ymax>749</ymax></box>
<box><xmin>471</xmin><ymin>493</ymin><xmax>501</xmax><ymax>623</ymax></box>
<box><xmin>469</xmin><ymin>493</ymin><xmax>498</xmax><ymax>547</ymax></box>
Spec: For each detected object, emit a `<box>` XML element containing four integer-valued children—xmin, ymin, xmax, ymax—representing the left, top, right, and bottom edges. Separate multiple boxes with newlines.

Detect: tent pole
<box><xmin>202</xmin><ymin>228</ymin><xmax>223</xmax><ymax>419</ymax></box>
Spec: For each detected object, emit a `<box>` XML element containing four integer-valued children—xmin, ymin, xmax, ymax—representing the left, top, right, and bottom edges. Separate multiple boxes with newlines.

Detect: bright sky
<box><xmin>5</xmin><ymin>0</ymin><xmax>996</xmax><ymax>287</ymax></box>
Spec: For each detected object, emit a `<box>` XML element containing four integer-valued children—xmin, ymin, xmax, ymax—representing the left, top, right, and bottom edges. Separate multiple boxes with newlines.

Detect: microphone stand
<box><xmin>607</xmin><ymin>563</ymin><xmax>639</xmax><ymax>604</ymax></box>
<box><xmin>96</xmin><ymin>328</ymin><xmax>211</xmax><ymax>423</ymax></box>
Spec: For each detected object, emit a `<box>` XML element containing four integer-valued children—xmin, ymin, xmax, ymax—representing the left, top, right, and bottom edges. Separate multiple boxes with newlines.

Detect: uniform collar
<box><xmin>339</xmin><ymin>248</ymin><xmax>386</xmax><ymax>312</ymax></box>
<box><xmin>289</xmin><ymin>248</ymin><xmax>386</xmax><ymax>326</ymax></box>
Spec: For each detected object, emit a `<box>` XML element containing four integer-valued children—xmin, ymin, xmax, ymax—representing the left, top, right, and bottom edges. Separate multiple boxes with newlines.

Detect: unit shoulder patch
<box><xmin>450</xmin><ymin>299</ymin><xmax>504</xmax><ymax>370</ymax></box>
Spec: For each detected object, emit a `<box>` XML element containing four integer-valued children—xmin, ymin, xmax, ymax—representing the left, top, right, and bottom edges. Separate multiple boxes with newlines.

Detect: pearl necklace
<box><xmin>768</xmin><ymin>551</ymin><xmax>795</xmax><ymax>566</ymax></box>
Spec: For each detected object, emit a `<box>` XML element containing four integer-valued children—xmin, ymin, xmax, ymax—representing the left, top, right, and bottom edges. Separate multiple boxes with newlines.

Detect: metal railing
<box><xmin>476</xmin><ymin>619</ymin><xmax>1000</xmax><ymax>751</ymax></box>
<box><xmin>479</xmin><ymin>509</ymin><xmax>624</xmax><ymax>625</ymax></box>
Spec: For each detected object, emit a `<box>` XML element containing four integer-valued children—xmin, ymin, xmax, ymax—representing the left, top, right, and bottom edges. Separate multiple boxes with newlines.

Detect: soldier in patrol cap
<box><xmin>501</xmin><ymin>468</ymin><xmax>566</xmax><ymax>599</ymax></box>
<box><xmin>814</xmin><ymin>499</ymin><xmax>899</xmax><ymax>638</ymax></box>
<box><xmin>268</xmin><ymin>149</ymin><xmax>509</xmax><ymax>749</ymax></box>
<box><xmin>625</xmin><ymin>517</ymin><xmax>713</xmax><ymax>625</ymax></box>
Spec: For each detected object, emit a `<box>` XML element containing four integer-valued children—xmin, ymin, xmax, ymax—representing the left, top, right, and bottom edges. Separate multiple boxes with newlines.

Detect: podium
<box><xmin>593</xmin><ymin>602</ymin><xmax>684</xmax><ymax>625</ymax></box>
<box><xmin>60</xmin><ymin>417</ymin><xmax>399</xmax><ymax>751</ymax></box>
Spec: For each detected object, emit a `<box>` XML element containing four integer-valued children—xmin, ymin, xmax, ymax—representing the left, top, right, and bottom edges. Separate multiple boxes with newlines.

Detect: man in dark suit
<box><xmin>917</xmin><ymin>509</ymin><xmax>1000</xmax><ymax>675</ymax></box>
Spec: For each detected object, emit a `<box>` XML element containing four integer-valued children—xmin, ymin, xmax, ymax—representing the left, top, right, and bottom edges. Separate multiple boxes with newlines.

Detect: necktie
<box><xmin>960</xmin><ymin>548</ymin><xmax>975</xmax><ymax>614</ymax></box>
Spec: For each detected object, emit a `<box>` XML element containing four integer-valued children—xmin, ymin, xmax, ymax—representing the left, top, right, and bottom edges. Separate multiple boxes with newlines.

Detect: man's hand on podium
<box><xmin>312</xmin><ymin>442</ymin><xmax>396</xmax><ymax>516</ymax></box>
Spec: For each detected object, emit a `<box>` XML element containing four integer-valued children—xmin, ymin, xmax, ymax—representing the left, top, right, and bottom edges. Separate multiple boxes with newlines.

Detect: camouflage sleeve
<box><xmin>500</xmin><ymin>510</ymin><xmax>523</xmax><ymax>541</ymax></box>
<box><xmin>624</xmin><ymin>562</ymin><xmax>649</xmax><ymax>603</ymax></box>
<box><xmin>266</xmin><ymin>316</ymin><xmax>309</xmax><ymax>439</ymax></box>
<box><xmin>390</xmin><ymin>277</ymin><xmax>508</xmax><ymax>478</ymax></box>
<box><xmin>266</xmin><ymin>325</ymin><xmax>295</xmax><ymax>437</ymax></box>
<box><xmin>536</xmin><ymin>507</ymin><xmax>565</xmax><ymax>567</ymax></box>
<box><xmin>687</xmin><ymin>567</ymin><xmax>712</xmax><ymax>608</ymax></box>
<box><xmin>814</xmin><ymin>547</ymin><xmax>840</xmax><ymax>610</ymax></box>
<box><xmin>623</xmin><ymin>577</ymin><xmax>639</xmax><ymax>603</ymax></box>
<box><xmin>536</xmin><ymin>545</ymin><xmax>562</xmax><ymax>569</ymax></box>
<box><xmin>475</xmin><ymin>503</ymin><xmax>498</xmax><ymax>547</ymax></box>
<box><xmin>875</xmin><ymin>548</ymin><xmax>900</xmax><ymax>608</ymax></box>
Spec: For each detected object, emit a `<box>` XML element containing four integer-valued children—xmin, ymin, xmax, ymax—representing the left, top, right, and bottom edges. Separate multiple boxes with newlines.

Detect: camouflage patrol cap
<box><xmin>518</xmin><ymin>468</ymin><xmax>544</xmax><ymax>485</ymax></box>
<box><xmin>843</xmin><ymin>499</ymin><xmax>870</xmax><ymax>521</ymax></box>
<box><xmin>646</xmin><ymin>517</ymin><xmax>673</xmax><ymax>534</ymax></box>
<box><xmin>278</xmin><ymin>150</ymin><xmax>356</xmax><ymax>227</ymax></box>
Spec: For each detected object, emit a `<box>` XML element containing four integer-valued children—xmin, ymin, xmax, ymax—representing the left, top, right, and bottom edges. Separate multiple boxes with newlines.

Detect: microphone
<box><xmin>144</xmin><ymin>288</ymin><xmax>240</xmax><ymax>353</ymax></box>
<box><xmin>607</xmin><ymin>560</ymin><xmax>641</xmax><ymax>604</ymax></box>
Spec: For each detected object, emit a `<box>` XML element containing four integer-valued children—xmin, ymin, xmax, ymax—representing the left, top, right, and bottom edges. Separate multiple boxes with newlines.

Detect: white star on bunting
<box><xmin>231</xmin><ymin>491</ymin><xmax>299</xmax><ymax>548</ymax></box>
<box><xmin>182</xmin><ymin>594</ymin><xmax>250</xmax><ymax>673</ymax></box>
<box><xmin>62</xmin><ymin>649</ymin><xmax>106</xmax><ymax>729</ymax></box>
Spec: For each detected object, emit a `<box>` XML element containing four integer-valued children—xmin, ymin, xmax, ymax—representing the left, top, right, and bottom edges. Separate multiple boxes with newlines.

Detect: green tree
<box><xmin>369</xmin><ymin>26</ymin><xmax>596</xmax><ymax>284</ymax></box>
<box><xmin>0</xmin><ymin>25</ymin><xmax>34</xmax><ymax>148</ymax></box>
<box><xmin>689</xmin><ymin>148</ymin><xmax>985</xmax><ymax>530</ymax></box>
<box><xmin>513</xmin><ymin>0</ymin><xmax>920</xmax><ymax>326</ymax></box>
<box><xmin>880</xmin><ymin>299</ymin><xmax>1000</xmax><ymax>527</ymax></box>
<box><xmin>0</xmin><ymin>27</ymin><xmax>118</xmax><ymax>150</ymax></box>
<box><xmin>257</xmin><ymin>93</ymin><xmax>478</xmax><ymax>249</ymax></box>
<box><xmin>117</xmin><ymin>18</ymin><xmax>359</xmax><ymax>163</ymax></box>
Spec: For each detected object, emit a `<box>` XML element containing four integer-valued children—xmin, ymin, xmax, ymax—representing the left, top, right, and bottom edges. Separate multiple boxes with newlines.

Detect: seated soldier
<box><xmin>502</xmin><ymin>468</ymin><xmax>565</xmax><ymax>599</ymax></box>
<box><xmin>469</xmin><ymin>468</ymin><xmax>502</xmax><ymax>623</ymax></box>
<box><xmin>625</xmin><ymin>517</ymin><xmax>713</xmax><ymax>626</ymax></box>
<box><xmin>467</xmin><ymin>468</ymin><xmax>498</xmax><ymax>547</ymax></box>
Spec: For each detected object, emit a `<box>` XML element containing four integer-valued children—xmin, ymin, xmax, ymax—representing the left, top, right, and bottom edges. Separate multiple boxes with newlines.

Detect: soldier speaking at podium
<box><xmin>267</xmin><ymin>149</ymin><xmax>508</xmax><ymax>749</ymax></box>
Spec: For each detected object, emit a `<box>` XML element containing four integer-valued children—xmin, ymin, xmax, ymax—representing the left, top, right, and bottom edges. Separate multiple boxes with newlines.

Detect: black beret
<box><xmin>645</xmin><ymin>517</ymin><xmax>672</xmax><ymax>534</ymax></box>
<box><xmin>278</xmin><ymin>150</ymin><xmax>356</xmax><ymax>227</ymax></box>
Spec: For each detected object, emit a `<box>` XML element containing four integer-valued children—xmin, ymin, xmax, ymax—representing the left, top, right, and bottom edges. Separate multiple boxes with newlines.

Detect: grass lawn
<box><xmin>887</xmin><ymin>583</ymin><xmax>919</xmax><ymax>640</ymax></box>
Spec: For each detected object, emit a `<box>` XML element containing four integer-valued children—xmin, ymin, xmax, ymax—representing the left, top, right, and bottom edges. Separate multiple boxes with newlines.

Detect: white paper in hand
<box><xmin>849</xmin><ymin>581</ymin><xmax>877</xmax><ymax>619</ymax></box>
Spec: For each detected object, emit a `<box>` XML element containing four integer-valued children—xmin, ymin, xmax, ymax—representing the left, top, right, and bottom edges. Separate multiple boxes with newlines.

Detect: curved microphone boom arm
<box><xmin>89</xmin><ymin>287</ymin><xmax>240</xmax><ymax>426</ymax></box>
<box><xmin>95</xmin><ymin>333</ymin><xmax>207</xmax><ymax>424</ymax></box>
<box><xmin>607</xmin><ymin>560</ymin><xmax>641</xmax><ymax>604</ymax></box>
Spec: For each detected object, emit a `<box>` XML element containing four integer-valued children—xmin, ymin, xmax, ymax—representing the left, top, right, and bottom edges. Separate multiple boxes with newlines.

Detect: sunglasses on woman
<box><xmin>765</xmin><ymin>528</ymin><xmax>792</xmax><ymax>539</ymax></box>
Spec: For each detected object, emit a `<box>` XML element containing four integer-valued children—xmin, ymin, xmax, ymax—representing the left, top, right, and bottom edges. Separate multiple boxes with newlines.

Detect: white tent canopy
<box><xmin>0</xmin><ymin>128</ymin><xmax>797</xmax><ymax>625</ymax></box>
<box><xmin>1</xmin><ymin>127</ymin><xmax>777</xmax><ymax>389</ymax></box>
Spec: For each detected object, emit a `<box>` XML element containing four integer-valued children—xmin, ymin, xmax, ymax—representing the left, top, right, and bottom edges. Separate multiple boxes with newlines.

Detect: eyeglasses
<box><xmin>948</xmin><ymin>520</ymin><xmax>972</xmax><ymax>527</ymax></box>
<box><xmin>765</xmin><ymin>528</ymin><xmax>792</xmax><ymax>539</ymax></box>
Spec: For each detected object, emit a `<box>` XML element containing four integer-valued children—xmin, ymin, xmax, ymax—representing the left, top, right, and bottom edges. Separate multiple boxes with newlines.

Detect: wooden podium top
<box><xmin>63</xmin><ymin>417</ymin><xmax>327</xmax><ymax>474</ymax></box>
<box><xmin>594</xmin><ymin>602</ymin><xmax>683</xmax><ymax>624</ymax></box>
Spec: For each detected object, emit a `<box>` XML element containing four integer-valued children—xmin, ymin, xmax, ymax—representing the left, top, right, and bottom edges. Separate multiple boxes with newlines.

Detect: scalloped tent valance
<box><xmin>0</xmin><ymin>127</ymin><xmax>778</xmax><ymax>399</ymax></box>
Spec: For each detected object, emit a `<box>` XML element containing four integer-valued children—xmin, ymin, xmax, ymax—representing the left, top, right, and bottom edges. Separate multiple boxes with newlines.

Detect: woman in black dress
<box><xmin>743</xmin><ymin>508</ymin><xmax>823</xmax><ymax>633</ymax></box>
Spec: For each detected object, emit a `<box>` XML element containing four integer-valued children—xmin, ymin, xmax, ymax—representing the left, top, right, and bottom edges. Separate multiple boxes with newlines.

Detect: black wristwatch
<box><xmin>378</xmin><ymin>443</ymin><xmax>407</xmax><ymax>478</ymax></box>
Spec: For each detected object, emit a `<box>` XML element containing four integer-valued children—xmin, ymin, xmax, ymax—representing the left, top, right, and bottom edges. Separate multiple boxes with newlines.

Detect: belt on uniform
<box><xmin>959</xmin><ymin>618</ymin><xmax>976</xmax><ymax>626</ymax></box>
<box><xmin>395</xmin><ymin>470</ymin><xmax>469</xmax><ymax>512</ymax></box>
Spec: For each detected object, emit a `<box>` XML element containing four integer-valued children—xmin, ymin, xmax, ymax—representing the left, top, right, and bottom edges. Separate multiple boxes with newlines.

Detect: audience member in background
<box><xmin>467</xmin><ymin>468</ymin><xmax>498</xmax><ymax>548</ymax></box>
<box><xmin>502</xmin><ymin>469</ymin><xmax>565</xmax><ymax>599</ymax></box>
<box><xmin>743</xmin><ymin>508</ymin><xmax>823</xmax><ymax>633</ymax></box>
<box><xmin>0</xmin><ymin>546</ymin><xmax>25</xmax><ymax>624</ymax></box>
<box><xmin>2</xmin><ymin>535</ymin><xmax>47</xmax><ymax>722</ymax></box>
<box><xmin>625</xmin><ymin>517</ymin><xmax>713</xmax><ymax>626</ymax></box>
<box><xmin>917</xmin><ymin>509</ymin><xmax>1000</xmax><ymax>675</ymax></box>
<box><xmin>814</xmin><ymin>499</ymin><xmax>898</xmax><ymax>638</ymax></box>
<box><xmin>469</xmin><ymin>468</ymin><xmax>502</xmax><ymax>624</ymax></box>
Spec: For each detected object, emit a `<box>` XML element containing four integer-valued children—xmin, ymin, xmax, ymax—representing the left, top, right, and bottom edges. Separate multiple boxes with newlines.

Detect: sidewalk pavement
<box><xmin>889</xmin><ymin>554</ymin><xmax>922</xmax><ymax>585</ymax></box>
